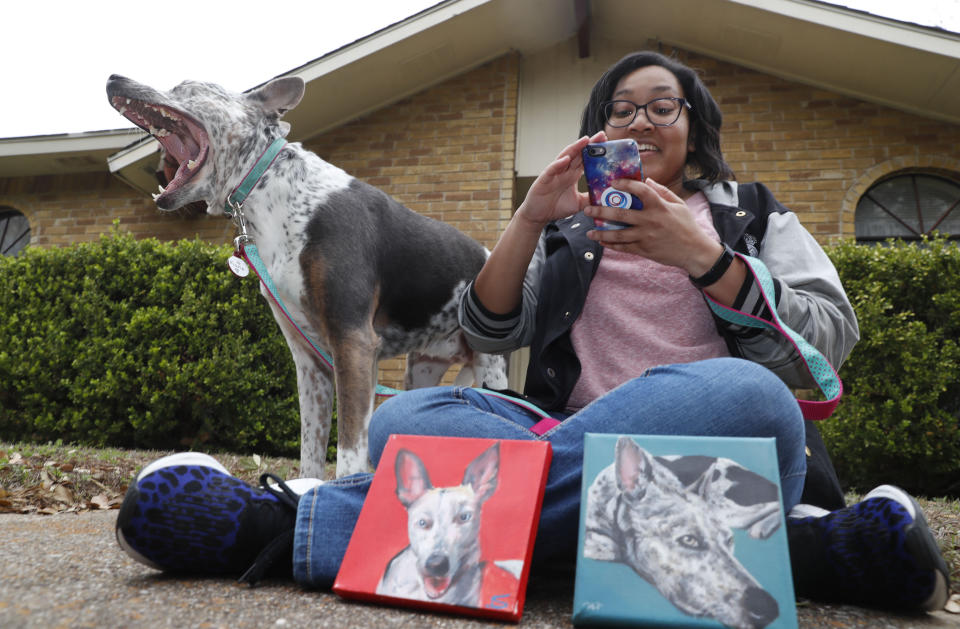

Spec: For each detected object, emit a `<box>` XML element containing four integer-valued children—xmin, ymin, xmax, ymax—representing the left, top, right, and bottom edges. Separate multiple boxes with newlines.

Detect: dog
<box><xmin>376</xmin><ymin>442</ymin><xmax>521</xmax><ymax>608</ymax></box>
<box><xmin>584</xmin><ymin>436</ymin><xmax>783</xmax><ymax>629</ymax></box>
<box><xmin>105</xmin><ymin>75</ymin><xmax>507</xmax><ymax>478</ymax></box>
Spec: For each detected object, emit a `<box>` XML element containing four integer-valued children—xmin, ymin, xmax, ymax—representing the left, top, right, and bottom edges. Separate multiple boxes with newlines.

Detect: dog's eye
<box><xmin>457</xmin><ymin>511</ymin><xmax>472</xmax><ymax>523</ymax></box>
<box><xmin>417</xmin><ymin>518</ymin><xmax>433</xmax><ymax>530</ymax></box>
<box><xmin>677</xmin><ymin>534</ymin><xmax>705</xmax><ymax>550</ymax></box>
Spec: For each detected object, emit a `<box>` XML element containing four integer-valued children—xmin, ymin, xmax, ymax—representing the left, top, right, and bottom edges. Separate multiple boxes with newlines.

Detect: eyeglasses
<box><xmin>602</xmin><ymin>97</ymin><xmax>692</xmax><ymax>128</ymax></box>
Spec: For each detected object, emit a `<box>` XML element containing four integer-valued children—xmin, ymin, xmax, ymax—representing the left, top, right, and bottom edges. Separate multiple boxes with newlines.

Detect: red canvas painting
<box><xmin>333</xmin><ymin>435</ymin><xmax>552</xmax><ymax>622</ymax></box>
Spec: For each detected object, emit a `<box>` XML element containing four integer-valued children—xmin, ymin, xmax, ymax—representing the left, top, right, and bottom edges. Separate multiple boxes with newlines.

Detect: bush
<box><xmin>824</xmin><ymin>236</ymin><xmax>960</xmax><ymax>496</ymax></box>
<box><xmin>0</xmin><ymin>230</ymin><xmax>305</xmax><ymax>457</ymax></box>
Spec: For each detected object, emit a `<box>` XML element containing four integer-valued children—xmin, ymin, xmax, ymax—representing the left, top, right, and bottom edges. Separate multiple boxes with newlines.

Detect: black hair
<box><xmin>579</xmin><ymin>51</ymin><xmax>734</xmax><ymax>183</ymax></box>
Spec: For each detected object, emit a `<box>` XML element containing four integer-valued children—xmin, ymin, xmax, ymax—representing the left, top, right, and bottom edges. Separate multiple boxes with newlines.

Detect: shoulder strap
<box><xmin>704</xmin><ymin>253</ymin><xmax>842</xmax><ymax>420</ymax></box>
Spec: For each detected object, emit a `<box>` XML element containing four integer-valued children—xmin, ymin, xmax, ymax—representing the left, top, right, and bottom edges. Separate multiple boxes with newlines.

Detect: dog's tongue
<box><xmin>424</xmin><ymin>576</ymin><xmax>450</xmax><ymax>599</ymax></box>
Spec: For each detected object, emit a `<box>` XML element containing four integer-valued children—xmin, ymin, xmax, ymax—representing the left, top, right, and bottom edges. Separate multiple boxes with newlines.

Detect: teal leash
<box><xmin>703</xmin><ymin>253</ymin><xmax>842</xmax><ymax>420</ymax></box>
<box><xmin>223</xmin><ymin>137</ymin><xmax>401</xmax><ymax>398</ymax></box>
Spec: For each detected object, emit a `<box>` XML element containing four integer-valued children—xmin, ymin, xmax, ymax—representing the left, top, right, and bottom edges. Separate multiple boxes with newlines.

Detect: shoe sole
<box><xmin>865</xmin><ymin>485</ymin><xmax>950</xmax><ymax>612</ymax></box>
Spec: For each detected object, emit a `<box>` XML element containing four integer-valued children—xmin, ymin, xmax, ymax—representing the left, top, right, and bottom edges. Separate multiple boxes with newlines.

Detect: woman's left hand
<box><xmin>584</xmin><ymin>178</ymin><xmax>722</xmax><ymax>277</ymax></box>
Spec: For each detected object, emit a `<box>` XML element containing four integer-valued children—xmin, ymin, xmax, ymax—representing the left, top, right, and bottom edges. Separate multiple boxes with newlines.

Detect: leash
<box><xmin>223</xmin><ymin>137</ymin><xmax>400</xmax><ymax>397</ymax></box>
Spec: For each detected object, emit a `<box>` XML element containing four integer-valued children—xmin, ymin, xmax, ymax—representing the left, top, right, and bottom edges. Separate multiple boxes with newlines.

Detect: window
<box><xmin>0</xmin><ymin>208</ymin><xmax>31</xmax><ymax>256</ymax></box>
<box><xmin>855</xmin><ymin>174</ymin><xmax>960</xmax><ymax>243</ymax></box>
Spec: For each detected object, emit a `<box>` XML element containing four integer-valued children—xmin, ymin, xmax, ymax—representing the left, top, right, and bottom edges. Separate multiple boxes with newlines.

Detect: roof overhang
<box><xmin>604</xmin><ymin>0</ymin><xmax>960</xmax><ymax>125</ymax></box>
<box><xmin>0</xmin><ymin>129</ymin><xmax>147</xmax><ymax>177</ymax></box>
<box><xmin>3</xmin><ymin>0</ymin><xmax>958</xmax><ymax>195</ymax></box>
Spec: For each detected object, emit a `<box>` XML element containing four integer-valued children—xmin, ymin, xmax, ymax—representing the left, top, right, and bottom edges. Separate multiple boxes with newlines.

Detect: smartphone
<box><xmin>582</xmin><ymin>139</ymin><xmax>644</xmax><ymax>230</ymax></box>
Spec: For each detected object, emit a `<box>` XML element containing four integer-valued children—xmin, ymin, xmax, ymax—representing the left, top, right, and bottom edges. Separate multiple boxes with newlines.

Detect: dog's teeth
<box><xmin>187</xmin><ymin>159</ymin><xmax>198</xmax><ymax>170</ymax></box>
<box><xmin>151</xmin><ymin>192</ymin><xmax>161</xmax><ymax>201</ymax></box>
<box><xmin>158</xmin><ymin>185</ymin><xmax>165</xmax><ymax>193</ymax></box>
<box><xmin>118</xmin><ymin>106</ymin><xmax>127</xmax><ymax>115</ymax></box>
<box><xmin>126</xmin><ymin>98</ymin><xmax>131</xmax><ymax>104</ymax></box>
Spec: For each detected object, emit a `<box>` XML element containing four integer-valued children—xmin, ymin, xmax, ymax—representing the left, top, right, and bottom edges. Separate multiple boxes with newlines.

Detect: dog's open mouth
<box><xmin>109</xmin><ymin>96</ymin><xmax>209</xmax><ymax>207</ymax></box>
<box><xmin>423</xmin><ymin>575</ymin><xmax>451</xmax><ymax>598</ymax></box>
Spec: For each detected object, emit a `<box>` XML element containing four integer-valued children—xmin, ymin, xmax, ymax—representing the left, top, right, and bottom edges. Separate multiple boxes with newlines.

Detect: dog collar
<box><xmin>224</xmin><ymin>137</ymin><xmax>288</xmax><ymax>217</ymax></box>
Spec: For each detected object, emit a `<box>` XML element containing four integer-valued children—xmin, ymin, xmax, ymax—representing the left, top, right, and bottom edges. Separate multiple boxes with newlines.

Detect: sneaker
<box><xmin>116</xmin><ymin>452</ymin><xmax>322</xmax><ymax>585</ymax></box>
<box><xmin>788</xmin><ymin>484</ymin><xmax>950</xmax><ymax>612</ymax></box>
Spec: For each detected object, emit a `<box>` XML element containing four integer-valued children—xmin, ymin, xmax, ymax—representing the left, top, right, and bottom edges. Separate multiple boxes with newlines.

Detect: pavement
<box><xmin>0</xmin><ymin>510</ymin><xmax>958</xmax><ymax>629</ymax></box>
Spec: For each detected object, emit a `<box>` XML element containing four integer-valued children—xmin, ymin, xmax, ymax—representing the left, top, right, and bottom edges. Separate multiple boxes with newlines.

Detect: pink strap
<box><xmin>530</xmin><ymin>418</ymin><xmax>561</xmax><ymax>435</ymax></box>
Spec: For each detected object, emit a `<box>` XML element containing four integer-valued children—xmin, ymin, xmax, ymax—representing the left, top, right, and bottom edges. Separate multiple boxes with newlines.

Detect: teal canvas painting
<box><xmin>573</xmin><ymin>434</ymin><xmax>798</xmax><ymax>629</ymax></box>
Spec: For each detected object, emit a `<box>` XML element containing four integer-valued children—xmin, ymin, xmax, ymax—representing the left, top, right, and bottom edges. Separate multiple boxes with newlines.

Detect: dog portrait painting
<box><xmin>574</xmin><ymin>434</ymin><xmax>798</xmax><ymax>629</ymax></box>
<box><xmin>333</xmin><ymin>435</ymin><xmax>551</xmax><ymax>622</ymax></box>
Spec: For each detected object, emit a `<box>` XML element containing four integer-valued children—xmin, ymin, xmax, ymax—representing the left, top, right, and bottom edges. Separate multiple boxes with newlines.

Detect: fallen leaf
<box><xmin>9</xmin><ymin>452</ymin><xmax>23</xmax><ymax>465</ymax></box>
<box><xmin>90</xmin><ymin>494</ymin><xmax>118</xmax><ymax>510</ymax></box>
<box><xmin>946</xmin><ymin>594</ymin><xmax>960</xmax><ymax>614</ymax></box>
<box><xmin>253</xmin><ymin>454</ymin><xmax>262</xmax><ymax>467</ymax></box>
<box><xmin>51</xmin><ymin>484</ymin><xmax>74</xmax><ymax>504</ymax></box>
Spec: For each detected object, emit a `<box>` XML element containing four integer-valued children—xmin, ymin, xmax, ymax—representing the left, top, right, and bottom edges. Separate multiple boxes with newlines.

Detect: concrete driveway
<box><xmin>0</xmin><ymin>510</ymin><xmax>956</xmax><ymax>628</ymax></box>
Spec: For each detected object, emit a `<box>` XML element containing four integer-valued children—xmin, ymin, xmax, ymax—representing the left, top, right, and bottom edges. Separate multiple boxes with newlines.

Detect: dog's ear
<box><xmin>462</xmin><ymin>442</ymin><xmax>499</xmax><ymax>504</ymax></box>
<box><xmin>693</xmin><ymin>458</ymin><xmax>783</xmax><ymax>539</ymax></box>
<box><xmin>394</xmin><ymin>449</ymin><xmax>432</xmax><ymax>507</ymax></box>
<box><xmin>248</xmin><ymin>76</ymin><xmax>305</xmax><ymax>117</ymax></box>
<box><xmin>615</xmin><ymin>437</ymin><xmax>653</xmax><ymax>500</ymax></box>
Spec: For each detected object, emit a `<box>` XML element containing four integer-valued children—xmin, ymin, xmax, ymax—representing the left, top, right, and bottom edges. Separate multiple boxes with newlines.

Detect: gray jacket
<box><xmin>459</xmin><ymin>180</ymin><xmax>859</xmax><ymax>408</ymax></box>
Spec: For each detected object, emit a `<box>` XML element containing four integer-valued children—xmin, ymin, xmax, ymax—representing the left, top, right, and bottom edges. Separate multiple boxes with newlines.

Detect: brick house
<box><xmin>2</xmin><ymin>0</ymin><xmax>959</xmax><ymax>389</ymax></box>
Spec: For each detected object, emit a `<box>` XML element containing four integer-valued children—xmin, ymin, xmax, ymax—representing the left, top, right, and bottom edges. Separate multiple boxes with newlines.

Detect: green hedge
<box><xmin>824</xmin><ymin>237</ymin><xmax>960</xmax><ymax>496</ymax></box>
<box><xmin>0</xmin><ymin>230</ymin><xmax>304</xmax><ymax>457</ymax></box>
<box><xmin>1</xmin><ymin>231</ymin><xmax>958</xmax><ymax>493</ymax></box>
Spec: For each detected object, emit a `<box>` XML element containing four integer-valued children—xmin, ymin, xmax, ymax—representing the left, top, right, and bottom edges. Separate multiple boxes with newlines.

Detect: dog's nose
<box><xmin>424</xmin><ymin>553</ymin><xmax>449</xmax><ymax>577</ymax></box>
<box><xmin>743</xmin><ymin>586</ymin><xmax>779</xmax><ymax>628</ymax></box>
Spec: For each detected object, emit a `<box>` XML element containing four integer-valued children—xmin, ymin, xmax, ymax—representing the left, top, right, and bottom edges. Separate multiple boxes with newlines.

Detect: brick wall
<box><xmin>678</xmin><ymin>49</ymin><xmax>960</xmax><ymax>240</ymax></box>
<box><xmin>0</xmin><ymin>172</ymin><xmax>232</xmax><ymax>248</ymax></box>
<box><xmin>304</xmin><ymin>53</ymin><xmax>519</xmax><ymax>249</ymax></box>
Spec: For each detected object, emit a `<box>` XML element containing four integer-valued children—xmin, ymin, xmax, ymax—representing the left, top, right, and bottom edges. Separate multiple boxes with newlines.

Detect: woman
<box><xmin>116</xmin><ymin>52</ymin><xmax>949</xmax><ymax>611</ymax></box>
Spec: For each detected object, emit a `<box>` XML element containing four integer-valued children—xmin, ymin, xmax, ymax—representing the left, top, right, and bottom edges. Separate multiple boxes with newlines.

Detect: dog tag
<box><xmin>228</xmin><ymin>254</ymin><xmax>250</xmax><ymax>278</ymax></box>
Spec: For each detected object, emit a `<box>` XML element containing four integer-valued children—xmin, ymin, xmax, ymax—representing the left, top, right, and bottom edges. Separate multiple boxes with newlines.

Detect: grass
<box><xmin>0</xmin><ymin>440</ymin><xmax>957</xmax><ymax>600</ymax></box>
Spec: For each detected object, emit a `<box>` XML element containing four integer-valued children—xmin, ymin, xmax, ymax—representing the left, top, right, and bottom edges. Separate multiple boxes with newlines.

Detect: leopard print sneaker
<box><xmin>788</xmin><ymin>484</ymin><xmax>950</xmax><ymax>612</ymax></box>
<box><xmin>116</xmin><ymin>452</ymin><xmax>321</xmax><ymax>583</ymax></box>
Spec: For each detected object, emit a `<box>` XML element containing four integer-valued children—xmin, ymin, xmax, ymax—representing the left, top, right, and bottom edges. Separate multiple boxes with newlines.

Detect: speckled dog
<box><xmin>105</xmin><ymin>75</ymin><xmax>507</xmax><ymax>478</ymax></box>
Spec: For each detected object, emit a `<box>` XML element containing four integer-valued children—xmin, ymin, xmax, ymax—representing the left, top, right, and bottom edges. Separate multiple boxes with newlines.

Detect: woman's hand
<box><xmin>584</xmin><ymin>178</ymin><xmax>721</xmax><ymax>275</ymax></box>
<box><xmin>515</xmin><ymin>132</ymin><xmax>607</xmax><ymax>229</ymax></box>
<box><xmin>585</xmin><ymin>178</ymin><xmax>747</xmax><ymax>305</ymax></box>
<box><xmin>473</xmin><ymin>132</ymin><xmax>607</xmax><ymax>315</ymax></box>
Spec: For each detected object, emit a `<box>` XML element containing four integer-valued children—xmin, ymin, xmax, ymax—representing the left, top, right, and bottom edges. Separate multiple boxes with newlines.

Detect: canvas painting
<box><xmin>333</xmin><ymin>435</ymin><xmax>552</xmax><ymax>622</ymax></box>
<box><xmin>573</xmin><ymin>433</ymin><xmax>798</xmax><ymax>629</ymax></box>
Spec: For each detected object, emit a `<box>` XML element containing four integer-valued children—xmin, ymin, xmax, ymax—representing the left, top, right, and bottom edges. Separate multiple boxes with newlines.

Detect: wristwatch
<box><xmin>689</xmin><ymin>243</ymin><xmax>734</xmax><ymax>288</ymax></box>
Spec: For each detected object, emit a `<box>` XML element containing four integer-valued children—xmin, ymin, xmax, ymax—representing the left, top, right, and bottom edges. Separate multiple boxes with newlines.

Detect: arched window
<box><xmin>855</xmin><ymin>173</ymin><xmax>960</xmax><ymax>243</ymax></box>
<box><xmin>0</xmin><ymin>208</ymin><xmax>31</xmax><ymax>256</ymax></box>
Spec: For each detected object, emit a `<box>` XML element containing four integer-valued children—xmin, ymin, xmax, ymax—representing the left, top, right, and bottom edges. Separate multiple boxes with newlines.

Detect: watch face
<box><xmin>0</xmin><ymin>209</ymin><xmax>31</xmax><ymax>256</ymax></box>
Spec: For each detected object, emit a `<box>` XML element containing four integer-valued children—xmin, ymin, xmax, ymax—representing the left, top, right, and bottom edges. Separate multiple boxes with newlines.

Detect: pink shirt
<box><xmin>566</xmin><ymin>191</ymin><xmax>730</xmax><ymax>411</ymax></box>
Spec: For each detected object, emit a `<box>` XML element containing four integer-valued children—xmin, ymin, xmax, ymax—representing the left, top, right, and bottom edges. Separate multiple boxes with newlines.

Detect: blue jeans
<box><xmin>292</xmin><ymin>357</ymin><xmax>806</xmax><ymax>588</ymax></box>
